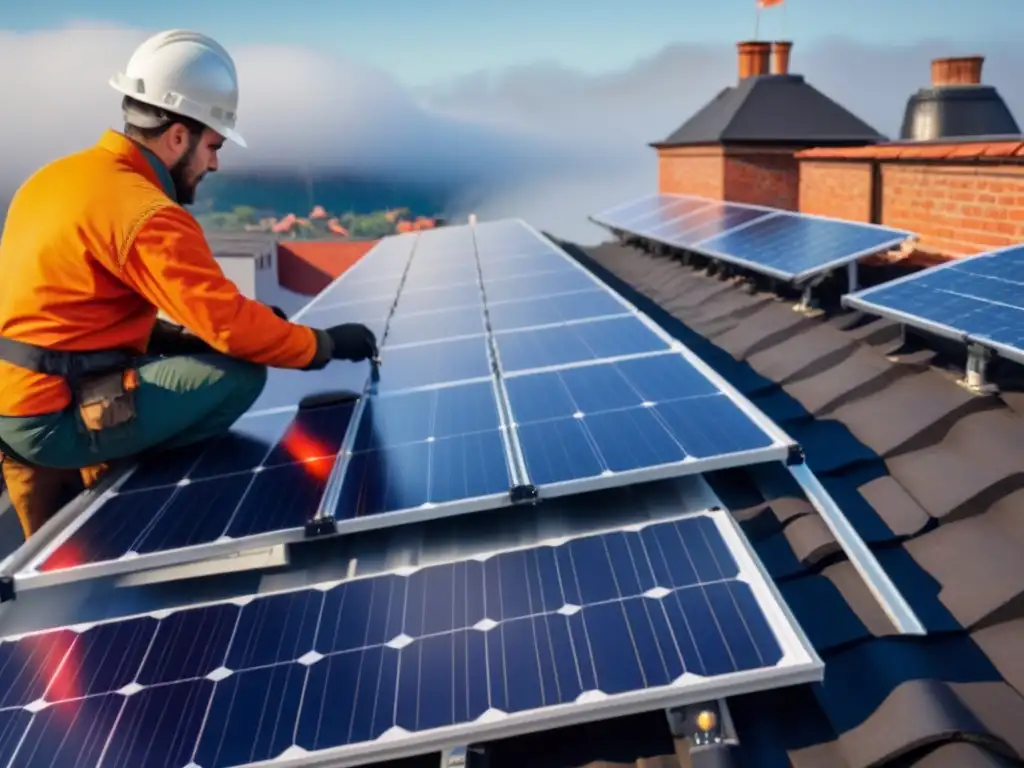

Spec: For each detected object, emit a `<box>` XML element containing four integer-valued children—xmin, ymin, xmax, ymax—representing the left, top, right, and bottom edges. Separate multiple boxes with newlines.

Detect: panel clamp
<box><xmin>785</xmin><ymin>443</ymin><xmax>806</xmax><ymax>466</ymax></box>
<box><xmin>0</xmin><ymin>576</ymin><xmax>15</xmax><ymax>603</ymax></box>
<box><xmin>304</xmin><ymin>516</ymin><xmax>338</xmax><ymax>538</ymax></box>
<box><xmin>509</xmin><ymin>484</ymin><xmax>539</xmax><ymax>505</ymax></box>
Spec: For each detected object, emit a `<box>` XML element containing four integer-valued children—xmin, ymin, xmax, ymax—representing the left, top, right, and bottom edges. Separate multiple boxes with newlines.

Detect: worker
<box><xmin>0</xmin><ymin>30</ymin><xmax>378</xmax><ymax>541</ymax></box>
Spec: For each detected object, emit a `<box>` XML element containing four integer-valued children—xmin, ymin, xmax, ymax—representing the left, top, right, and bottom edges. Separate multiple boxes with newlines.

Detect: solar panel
<box><xmin>0</xmin><ymin>512</ymin><xmax>821</xmax><ymax>768</ymax></box>
<box><xmin>843</xmin><ymin>243</ymin><xmax>1024</xmax><ymax>364</ymax></box>
<box><xmin>14</xmin><ymin>219</ymin><xmax>793</xmax><ymax>591</ymax></box>
<box><xmin>592</xmin><ymin>194</ymin><xmax>914</xmax><ymax>282</ymax></box>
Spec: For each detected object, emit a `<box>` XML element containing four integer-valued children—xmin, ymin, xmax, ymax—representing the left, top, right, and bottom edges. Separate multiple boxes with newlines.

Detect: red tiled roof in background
<box><xmin>277</xmin><ymin>240</ymin><xmax>378</xmax><ymax>295</ymax></box>
<box><xmin>796</xmin><ymin>140</ymin><xmax>1024</xmax><ymax>161</ymax></box>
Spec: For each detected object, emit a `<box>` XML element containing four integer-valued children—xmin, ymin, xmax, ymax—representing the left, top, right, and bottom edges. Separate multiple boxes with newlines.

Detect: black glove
<box><xmin>148</xmin><ymin>319</ymin><xmax>215</xmax><ymax>356</ymax></box>
<box><xmin>267</xmin><ymin>305</ymin><xmax>288</xmax><ymax>320</ymax></box>
<box><xmin>325</xmin><ymin>323</ymin><xmax>378</xmax><ymax>362</ymax></box>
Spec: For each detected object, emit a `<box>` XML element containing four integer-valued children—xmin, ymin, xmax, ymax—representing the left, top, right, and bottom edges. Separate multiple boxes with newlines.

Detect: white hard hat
<box><xmin>110</xmin><ymin>30</ymin><xmax>246</xmax><ymax>147</ymax></box>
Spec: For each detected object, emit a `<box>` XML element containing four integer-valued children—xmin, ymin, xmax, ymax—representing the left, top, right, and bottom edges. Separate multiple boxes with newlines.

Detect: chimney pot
<box><xmin>931</xmin><ymin>56</ymin><xmax>984</xmax><ymax>87</ymax></box>
<box><xmin>771</xmin><ymin>41</ymin><xmax>793</xmax><ymax>75</ymax></box>
<box><xmin>736</xmin><ymin>41</ymin><xmax>771</xmax><ymax>80</ymax></box>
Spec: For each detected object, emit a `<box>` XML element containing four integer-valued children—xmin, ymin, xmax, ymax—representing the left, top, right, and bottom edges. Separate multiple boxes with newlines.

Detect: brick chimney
<box><xmin>931</xmin><ymin>56</ymin><xmax>984</xmax><ymax>87</ymax></box>
<box><xmin>771</xmin><ymin>41</ymin><xmax>793</xmax><ymax>75</ymax></box>
<box><xmin>737</xmin><ymin>41</ymin><xmax>771</xmax><ymax>80</ymax></box>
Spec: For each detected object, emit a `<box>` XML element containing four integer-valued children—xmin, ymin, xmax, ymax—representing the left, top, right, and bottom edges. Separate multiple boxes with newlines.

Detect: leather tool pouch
<box><xmin>77</xmin><ymin>369</ymin><xmax>139</xmax><ymax>432</ymax></box>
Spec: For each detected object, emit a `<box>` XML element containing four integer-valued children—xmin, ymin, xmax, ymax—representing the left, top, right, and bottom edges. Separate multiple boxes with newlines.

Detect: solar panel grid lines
<box><xmin>842</xmin><ymin>242</ymin><xmax>1024</xmax><ymax>365</ymax></box>
<box><xmin>11</xmin><ymin>218</ymin><xmax>795</xmax><ymax>593</ymax></box>
<box><xmin>591</xmin><ymin>194</ymin><xmax>915</xmax><ymax>283</ymax></box>
<box><xmin>0</xmin><ymin>511</ymin><xmax>822</xmax><ymax>768</ymax></box>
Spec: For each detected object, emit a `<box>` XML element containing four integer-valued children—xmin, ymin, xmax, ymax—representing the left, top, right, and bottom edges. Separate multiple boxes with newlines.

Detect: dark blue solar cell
<box><xmin>248</xmin><ymin>360</ymin><xmax>371</xmax><ymax>412</ymax></box>
<box><xmin>316</xmin><ymin>575</ymin><xmax>407</xmax><ymax>654</ymax></box>
<box><xmin>60</xmin><ymin>618</ymin><xmax>157</xmax><ymax>699</ymax></box>
<box><xmin>671</xmin><ymin>206</ymin><xmax>769</xmax><ymax>247</ymax></box>
<box><xmin>189</xmin><ymin>410</ymin><xmax>295</xmax><ymax>479</ymax></box>
<box><xmin>377</xmin><ymin>336</ymin><xmax>491</xmax><ymax>391</ymax></box>
<box><xmin>487</xmin><ymin>289</ymin><xmax>627</xmax><ymax>332</ymax></box>
<box><xmin>117</xmin><ymin>444</ymin><xmax>204</xmax><ymax>492</ymax></box>
<box><xmin>39</xmin><ymin>486</ymin><xmax>178</xmax><ymax>572</ymax></box>
<box><xmin>385</xmin><ymin>305</ymin><xmax>486</xmax><ymax>346</ymax></box>
<box><xmin>496</xmin><ymin>317</ymin><xmax>667</xmax><ymax>372</ymax></box>
<box><xmin>137</xmin><ymin>604</ymin><xmax>239</xmax><ymax>685</ymax></box>
<box><xmin>0</xmin><ymin>709</ymin><xmax>30</xmax><ymax>767</ymax></box>
<box><xmin>194</xmin><ymin>665</ymin><xmax>305</xmax><ymax>767</ymax></box>
<box><xmin>225</xmin><ymin>456</ymin><xmax>336</xmax><ymax>538</ymax></box>
<box><xmin>654</xmin><ymin>394</ymin><xmax>775</xmax><ymax>457</ymax></box>
<box><xmin>102</xmin><ymin>681</ymin><xmax>212</xmax><ymax>768</ymax></box>
<box><xmin>510</xmin><ymin>364</ymin><xmax>773</xmax><ymax>486</ymax></box>
<box><xmin>849</xmin><ymin>245</ymin><xmax>1024</xmax><ymax>354</ymax></box>
<box><xmin>227</xmin><ymin>590</ymin><xmax>323</xmax><ymax>669</ymax></box>
<box><xmin>0</xmin><ymin>631</ymin><xmax>76</xmax><ymax>709</ymax></box>
<box><xmin>484</xmin><ymin>269</ymin><xmax>596</xmax><ymax>303</ymax></box>
<box><xmin>335</xmin><ymin>430</ymin><xmax>510</xmax><ymax>520</ymax></box>
<box><xmin>614</xmin><ymin>353</ymin><xmax>720</xmax><ymax>402</ymax></box>
<box><xmin>132</xmin><ymin>473</ymin><xmax>252</xmax><ymax>555</ymax></box>
<box><xmin>697</xmin><ymin>214</ymin><xmax>909</xmax><ymax>278</ymax></box>
<box><xmin>262</xmin><ymin>401</ymin><xmax>355</xmax><ymax>467</ymax></box>
<box><xmin>296</xmin><ymin>647</ymin><xmax>401</xmax><ymax>751</ymax></box>
<box><xmin>394</xmin><ymin>284</ymin><xmax>481</xmax><ymax>315</ymax></box>
<box><xmin>8</xmin><ymin>694</ymin><xmax>123</xmax><ymax>768</ymax></box>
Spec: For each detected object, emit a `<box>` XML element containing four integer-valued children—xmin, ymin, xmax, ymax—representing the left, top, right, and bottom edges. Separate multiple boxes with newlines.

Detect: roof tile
<box><xmin>905</xmin><ymin>515</ymin><xmax>1024</xmax><ymax>629</ymax></box>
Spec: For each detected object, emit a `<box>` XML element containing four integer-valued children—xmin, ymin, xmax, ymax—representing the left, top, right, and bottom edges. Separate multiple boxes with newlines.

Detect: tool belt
<box><xmin>0</xmin><ymin>335</ymin><xmax>140</xmax><ymax>438</ymax></box>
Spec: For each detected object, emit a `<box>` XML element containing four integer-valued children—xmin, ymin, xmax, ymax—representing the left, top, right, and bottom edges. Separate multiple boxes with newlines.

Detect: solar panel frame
<box><xmin>0</xmin><ymin>508</ymin><xmax>822</xmax><ymax>768</ymax></box>
<box><xmin>591</xmin><ymin>195</ymin><xmax>915</xmax><ymax>283</ymax></box>
<box><xmin>481</xmin><ymin>221</ymin><xmax>795</xmax><ymax>500</ymax></box>
<box><xmin>842</xmin><ymin>242</ymin><xmax>1024</xmax><ymax>365</ymax></box>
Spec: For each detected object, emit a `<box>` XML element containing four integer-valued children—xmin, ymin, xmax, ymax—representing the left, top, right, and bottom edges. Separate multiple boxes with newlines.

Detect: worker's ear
<box><xmin>164</xmin><ymin>123</ymin><xmax>193</xmax><ymax>158</ymax></box>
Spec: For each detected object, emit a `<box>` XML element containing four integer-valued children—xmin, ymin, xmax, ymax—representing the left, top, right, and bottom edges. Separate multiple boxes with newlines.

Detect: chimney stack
<box><xmin>931</xmin><ymin>56</ymin><xmax>984</xmax><ymax>87</ymax></box>
<box><xmin>771</xmin><ymin>41</ymin><xmax>793</xmax><ymax>75</ymax></box>
<box><xmin>737</xmin><ymin>41</ymin><xmax>771</xmax><ymax>80</ymax></box>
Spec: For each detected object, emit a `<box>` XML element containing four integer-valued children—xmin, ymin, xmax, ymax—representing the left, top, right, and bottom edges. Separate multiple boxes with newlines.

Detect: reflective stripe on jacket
<box><xmin>0</xmin><ymin>130</ymin><xmax>321</xmax><ymax>416</ymax></box>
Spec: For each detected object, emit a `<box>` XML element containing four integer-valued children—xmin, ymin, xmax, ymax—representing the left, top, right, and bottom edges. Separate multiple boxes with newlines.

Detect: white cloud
<box><xmin>1</xmin><ymin>24</ymin><xmax>1022</xmax><ymax>245</ymax></box>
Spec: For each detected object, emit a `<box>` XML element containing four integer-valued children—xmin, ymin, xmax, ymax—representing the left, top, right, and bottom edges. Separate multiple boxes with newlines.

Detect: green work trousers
<box><xmin>0</xmin><ymin>354</ymin><xmax>267</xmax><ymax>470</ymax></box>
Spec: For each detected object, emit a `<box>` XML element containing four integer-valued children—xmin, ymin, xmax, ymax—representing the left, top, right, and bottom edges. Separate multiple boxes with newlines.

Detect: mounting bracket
<box><xmin>959</xmin><ymin>342</ymin><xmax>999</xmax><ymax>395</ymax></box>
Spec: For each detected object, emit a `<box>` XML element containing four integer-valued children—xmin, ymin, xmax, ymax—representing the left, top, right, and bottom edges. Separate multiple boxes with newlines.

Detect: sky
<box><xmin>1</xmin><ymin>1</ymin><xmax>1021</xmax><ymax>242</ymax></box>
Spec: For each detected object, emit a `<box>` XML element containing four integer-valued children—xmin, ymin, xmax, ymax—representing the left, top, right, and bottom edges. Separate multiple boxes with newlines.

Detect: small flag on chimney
<box><xmin>757</xmin><ymin>0</ymin><xmax>784</xmax><ymax>7</ymax></box>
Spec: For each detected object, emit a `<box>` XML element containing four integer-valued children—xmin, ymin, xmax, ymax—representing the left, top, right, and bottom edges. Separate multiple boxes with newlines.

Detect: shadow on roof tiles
<box><xmin>751</xmin><ymin>531</ymin><xmax>807</xmax><ymax>581</ymax></box>
<box><xmin>729</xmin><ymin>685</ymin><xmax>839</xmax><ymax>766</ymax></box>
<box><xmin>748</xmin><ymin>388</ymin><xmax>812</xmax><ymax>426</ymax></box>
<box><xmin>817</xmin><ymin>471</ymin><xmax>904</xmax><ymax>545</ymax></box>
<box><xmin>781</xmin><ymin>419</ymin><xmax>880</xmax><ymax>476</ymax></box>
<box><xmin>971</xmin><ymin>619</ymin><xmax>1024</xmax><ymax>696</ymax></box>
<box><xmin>779</xmin><ymin>575</ymin><xmax>873</xmax><ymax>652</ymax></box>
<box><xmin>813</xmin><ymin>635</ymin><xmax>1003</xmax><ymax>735</ymax></box>
<box><xmin>873</xmin><ymin>547</ymin><xmax>961</xmax><ymax>633</ymax></box>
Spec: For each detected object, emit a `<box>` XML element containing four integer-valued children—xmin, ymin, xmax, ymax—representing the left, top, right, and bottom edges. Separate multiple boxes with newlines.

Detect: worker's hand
<box><xmin>325</xmin><ymin>323</ymin><xmax>378</xmax><ymax>362</ymax></box>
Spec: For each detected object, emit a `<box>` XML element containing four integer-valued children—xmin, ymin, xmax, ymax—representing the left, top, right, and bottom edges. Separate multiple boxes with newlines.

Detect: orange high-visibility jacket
<box><xmin>0</xmin><ymin>130</ymin><xmax>322</xmax><ymax>417</ymax></box>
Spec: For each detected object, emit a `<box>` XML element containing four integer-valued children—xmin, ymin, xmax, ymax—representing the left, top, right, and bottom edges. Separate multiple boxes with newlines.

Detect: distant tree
<box><xmin>232</xmin><ymin>205</ymin><xmax>258</xmax><ymax>225</ymax></box>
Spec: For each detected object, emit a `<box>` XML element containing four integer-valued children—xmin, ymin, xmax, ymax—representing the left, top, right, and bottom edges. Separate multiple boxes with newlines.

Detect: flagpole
<box><xmin>754</xmin><ymin>4</ymin><xmax>761</xmax><ymax>39</ymax></box>
<box><xmin>782</xmin><ymin>0</ymin><xmax>788</xmax><ymax>38</ymax></box>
